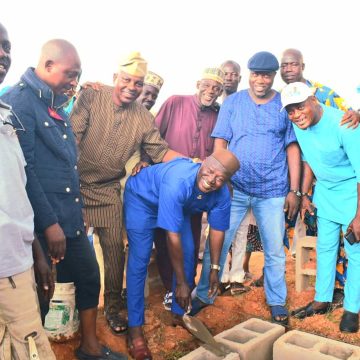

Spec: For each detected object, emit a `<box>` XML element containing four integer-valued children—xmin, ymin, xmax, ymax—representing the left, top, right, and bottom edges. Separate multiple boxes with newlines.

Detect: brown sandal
<box><xmin>106</xmin><ymin>313</ymin><xmax>128</xmax><ymax>336</ymax></box>
<box><xmin>128</xmin><ymin>335</ymin><xmax>152</xmax><ymax>360</ymax></box>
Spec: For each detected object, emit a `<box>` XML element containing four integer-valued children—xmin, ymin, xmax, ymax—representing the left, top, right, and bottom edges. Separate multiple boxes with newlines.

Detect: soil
<box><xmin>51</xmin><ymin>249</ymin><xmax>360</xmax><ymax>360</ymax></box>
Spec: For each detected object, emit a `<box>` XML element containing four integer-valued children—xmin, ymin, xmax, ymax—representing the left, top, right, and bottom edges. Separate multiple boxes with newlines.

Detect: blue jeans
<box><xmin>315</xmin><ymin>217</ymin><xmax>360</xmax><ymax>313</ymax></box>
<box><xmin>196</xmin><ymin>189</ymin><xmax>287</xmax><ymax>306</ymax></box>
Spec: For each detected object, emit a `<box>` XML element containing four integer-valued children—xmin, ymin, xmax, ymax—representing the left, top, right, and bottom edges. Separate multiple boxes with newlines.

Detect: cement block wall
<box><xmin>273</xmin><ymin>330</ymin><xmax>360</xmax><ymax>360</ymax></box>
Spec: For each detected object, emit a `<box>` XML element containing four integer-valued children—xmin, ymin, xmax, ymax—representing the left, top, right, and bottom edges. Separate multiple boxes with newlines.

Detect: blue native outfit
<box><xmin>124</xmin><ymin>158</ymin><xmax>231</xmax><ymax>327</ymax></box>
<box><xmin>293</xmin><ymin>104</ymin><xmax>360</xmax><ymax>313</ymax></box>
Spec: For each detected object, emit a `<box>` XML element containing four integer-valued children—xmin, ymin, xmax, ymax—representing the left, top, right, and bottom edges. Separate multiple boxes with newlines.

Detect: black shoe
<box><xmin>340</xmin><ymin>311</ymin><xmax>359</xmax><ymax>333</ymax></box>
<box><xmin>75</xmin><ymin>345</ymin><xmax>127</xmax><ymax>360</ymax></box>
<box><xmin>291</xmin><ymin>301</ymin><xmax>331</xmax><ymax>319</ymax></box>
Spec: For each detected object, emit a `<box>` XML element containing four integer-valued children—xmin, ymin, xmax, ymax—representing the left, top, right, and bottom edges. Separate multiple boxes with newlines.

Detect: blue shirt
<box><xmin>294</xmin><ymin>104</ymin><xmax>360</xmax><ymax>224</ymax></box>
<box><xmin>124</xmin><ymin>158</ymin><xmax>231</xmax><ymax>232</ymax></box>
<box><xmin>0</xmin><ymin>68</ymin><xmax>84</xmax><ymax>238</ymax></box>
<box><xmin>212</xmin><ymin>90</ymin><xmax>297</xmax><ymax>198</ymax></box>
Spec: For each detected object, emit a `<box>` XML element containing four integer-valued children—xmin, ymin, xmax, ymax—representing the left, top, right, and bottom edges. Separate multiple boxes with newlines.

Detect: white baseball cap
<box><xmin>281</xmin><ymin>82</ymin><xmax>314</xmax><ymax>111</ymax></box>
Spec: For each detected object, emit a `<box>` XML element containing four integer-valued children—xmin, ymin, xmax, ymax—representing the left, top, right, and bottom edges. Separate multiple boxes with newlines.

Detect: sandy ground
<box><xmin>51</xmin><ymin>240</ymin><xmax>360</xmax><ymax>359</ymax></box>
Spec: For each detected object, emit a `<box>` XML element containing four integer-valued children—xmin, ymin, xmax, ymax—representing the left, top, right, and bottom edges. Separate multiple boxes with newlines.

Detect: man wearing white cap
<box><xmin>281</xmin><ymin>82</ymin><xmax>360</xmax><ymax>333</ymax></box>
<box><xmin>70</xmin><ymin>51</ymin><xmax>181</xmax><ymax>336</ymax></box>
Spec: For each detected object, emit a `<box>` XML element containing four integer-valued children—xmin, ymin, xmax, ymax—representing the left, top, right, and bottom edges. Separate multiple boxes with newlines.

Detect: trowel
<box><xmin>182</xmin><ymin>314</ymin><xmax>232</xmax><ymax>357</ymax></box>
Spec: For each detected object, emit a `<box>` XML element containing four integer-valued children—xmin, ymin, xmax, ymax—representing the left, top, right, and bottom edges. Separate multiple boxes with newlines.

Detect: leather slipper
<box><xmin>270</xmin><ymin>305</ymin><xmax>289</xmax><ymax>326</ymax></box>
<box><xmin>291</xmin><ymin>301</ymin><xmax>331</xmax><ymax>319</ymax></box>
<box><xmin>106</xmin><ymin>313</ymin><xmax>128</xmax><ymax>336</ymax></box>
<box><xmin>128</xmin><ymin>335</ymin><xmax>152</xmax><ymax>360</ymax></box>
<box><xmin>340</xmin><ymin>311</ymin><xmax>359</xmax><ymax>333</ymax></box>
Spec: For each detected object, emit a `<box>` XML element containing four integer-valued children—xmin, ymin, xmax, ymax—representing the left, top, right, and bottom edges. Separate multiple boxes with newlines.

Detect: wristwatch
<box><xmin>210</xmin><ymin>264</ymin><xmax>221</xmax><ymax>271</ymax></box>
<box><xmin>290</xmin><ymin>189</ymin><xmax>301</xmax><ymax>197</ymax></box>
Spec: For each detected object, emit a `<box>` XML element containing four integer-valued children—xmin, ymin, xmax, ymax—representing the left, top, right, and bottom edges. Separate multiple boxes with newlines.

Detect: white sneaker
<box><xmin>162</xmin><ymin>291</ymin><xmax>173</xmax><ymax>311</ymax></box>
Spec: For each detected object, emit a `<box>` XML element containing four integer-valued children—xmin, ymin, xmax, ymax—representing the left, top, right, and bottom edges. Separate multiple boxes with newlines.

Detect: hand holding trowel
<box><xmin>176</xmin><ymin>272</ymin><xmax>232</xmax><ymax>357</ymax></box>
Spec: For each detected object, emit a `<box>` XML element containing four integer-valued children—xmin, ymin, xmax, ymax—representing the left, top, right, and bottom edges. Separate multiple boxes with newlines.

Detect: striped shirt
<box><xmin>70</xmin><ymin>86</ymin><xmax>169</xmax><ymax>226</ymax></box>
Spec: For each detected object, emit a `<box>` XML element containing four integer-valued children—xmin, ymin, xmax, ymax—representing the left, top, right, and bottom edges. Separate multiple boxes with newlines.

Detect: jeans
<box><xmin>196</xmin><ymin>189</ymin><xmax>287</xmax><ymax>306</ymax></box>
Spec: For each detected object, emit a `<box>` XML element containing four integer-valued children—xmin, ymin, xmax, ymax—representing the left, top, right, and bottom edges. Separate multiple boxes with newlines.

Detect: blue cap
<box><xmin>247</xmin><ymin>51</ymin><xmax>279</xmax><ymax>72</ymax></box>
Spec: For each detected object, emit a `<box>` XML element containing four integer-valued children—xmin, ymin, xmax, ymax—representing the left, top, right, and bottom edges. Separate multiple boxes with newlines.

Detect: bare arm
<box><xmin>208</xmin><ymin>228</ymin><xmax>225</xmax><ymax>298</ymax></box>
<box><xmin>284</xmin><ymin>142</ymin><xmax>301</xmax><ymax>220</ymax></box>
<box><xmin>214</xmin><ymin>138</ymin><xmax>228</xmax><ymax>151</ymax></box>
<box><xmin>166</xmin><ymin>231</ymin><xmax>190</xmax><ymax>311</ymax></box>
<box><xmin>33</xmin><ymin>236</ymin><xmax>55</xmax><ymax>302</ymax></box>
<box><xmin>300</xmin><ymin>161</ymin><xmax>315</xmax><ymax>219</ymax></box>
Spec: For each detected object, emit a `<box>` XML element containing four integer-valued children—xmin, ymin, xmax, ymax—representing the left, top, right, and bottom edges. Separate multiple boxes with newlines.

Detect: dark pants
<box><xmin>38</xmin><ymin>231</ymin><xmax>100</xmax><ymax>323</ymax></box>
<box><xmin>96</xmin><ymin>226</ymin><xmax>125</xmax><ymax>315</ymax></box>
<box><xmin>154</xmin><ymin>213</ymin><xmax>203</xmax><ymax>291</ymax></box>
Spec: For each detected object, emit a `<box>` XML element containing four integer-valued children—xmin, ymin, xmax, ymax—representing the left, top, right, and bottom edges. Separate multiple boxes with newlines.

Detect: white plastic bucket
<box><xmin>44</xmin><ymin>282</ymin><xmax>79</xmax><ymax>342</ymax></box>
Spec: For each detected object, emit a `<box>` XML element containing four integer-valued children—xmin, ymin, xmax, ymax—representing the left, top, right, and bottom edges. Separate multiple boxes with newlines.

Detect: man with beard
<box><xmin>142</xmin><ymin>67</ymin><xmax>225</xmax><ymax>311</ymax></box>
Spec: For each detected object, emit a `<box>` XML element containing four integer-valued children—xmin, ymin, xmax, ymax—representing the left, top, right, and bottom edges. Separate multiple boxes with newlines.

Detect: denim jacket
<box><xmin>1</xmin><ymin>68</ymin><xmax>84</xmax><ymax>238</ymax></box>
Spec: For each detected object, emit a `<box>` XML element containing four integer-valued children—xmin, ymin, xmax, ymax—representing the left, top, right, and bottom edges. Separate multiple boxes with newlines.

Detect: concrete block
<box><xmin>215</xmin><ymin>318</ymin><xmax>285</xmax><ymax>360</ymax></box>
<box><xmin>296</xmin><ymin>236</ymin><xmax>317</xmax><ymax>292</ymax></box>
<box><xmin>180</xmin><ymin>347</ymin><xmax>239</xmax><ymax>359</ymax></box>
<box><xmin>273</xmin><ymin>330</ymin><xmax>360</xmax><ymax>360</ymax></box>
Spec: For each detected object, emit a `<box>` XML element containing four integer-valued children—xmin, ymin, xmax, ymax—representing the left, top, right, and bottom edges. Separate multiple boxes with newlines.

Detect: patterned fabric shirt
<box><xmin>70</xmin><ymin>86</ymin><xmax>169</xmax><ymax>226</ymax></box>
<box><xmin>212</xmin><ymin>90</ymin><xmax>297</xmax><ymax>198</ymax></box>
<box><xmin>154</xmin><ymin>94</ymin><xmax>219</xmax><ymax>159</ymax></box>
<box><xmin>306</xmin><ymin>79</ymin><xmax>352</xmax><ymax>111</ymax></box>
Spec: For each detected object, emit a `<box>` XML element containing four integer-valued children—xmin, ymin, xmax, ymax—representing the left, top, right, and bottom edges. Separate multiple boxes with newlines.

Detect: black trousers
<box><xmin>38</xmin><ymin>231</ymin><xmax>100</xmax><ymax>322</ymax></box>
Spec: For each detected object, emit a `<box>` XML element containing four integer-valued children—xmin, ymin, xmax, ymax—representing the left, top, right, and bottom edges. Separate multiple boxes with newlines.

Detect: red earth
<box><xmin>51</xmin><ymin>249</ymin><xmax>360</xmax><ymax>359</ymax></box>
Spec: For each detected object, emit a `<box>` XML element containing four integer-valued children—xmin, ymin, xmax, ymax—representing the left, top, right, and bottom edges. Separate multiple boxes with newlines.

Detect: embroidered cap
<box><xmin>144</xmin><ymin>71</ymin><xmax>164</xmax><ymax>90</ymax></box>
<box><xmin>202</xmin><ymin>67</ymin><xmax>225</xmax><ymax>85</ymax></box>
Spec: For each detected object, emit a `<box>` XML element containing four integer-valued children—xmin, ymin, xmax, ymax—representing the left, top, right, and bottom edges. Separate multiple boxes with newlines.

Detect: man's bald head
<box><xmin>280</xmin><ymin>48</ymin><xmax>305</xmax><ymax>84</ymax></box>
<box><xmin>282</xmin><ymin>48</ymin><xmax>303</xmax><ymax>63</ymax></box>
<box><xmin>35</xmin><ymin>39</ymin><xmax>81</xmax><ymax>95</ymax></box>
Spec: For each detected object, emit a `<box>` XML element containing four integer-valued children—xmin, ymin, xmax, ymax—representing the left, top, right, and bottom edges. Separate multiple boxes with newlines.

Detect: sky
<box><xmin>2</xmin><ymin>0</ymin><xmax>360</xmax><ymax>112</ymax></box>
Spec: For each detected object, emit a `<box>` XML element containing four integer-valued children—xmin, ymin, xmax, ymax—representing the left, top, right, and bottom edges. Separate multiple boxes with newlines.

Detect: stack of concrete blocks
<box><xmin>296</xmin><ymin>236</ymin><xmax>317</xmax><ymax>292</ymax></box>
<box><xmin>180</xmin><ymin>318</ymin><xmax>285</xmax><ymax>359</ymax></box>
<box><xmin>273</xmin><ymin>330</ymin><xmax>360</xmax><ymax>359</ymax></box>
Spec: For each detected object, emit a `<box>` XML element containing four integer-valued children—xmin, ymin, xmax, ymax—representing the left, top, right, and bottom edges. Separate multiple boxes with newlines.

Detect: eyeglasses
<box><xmin>0</xmin><ymin>100</ymin><xmax>25</xmax><ymax>132</ymax></box>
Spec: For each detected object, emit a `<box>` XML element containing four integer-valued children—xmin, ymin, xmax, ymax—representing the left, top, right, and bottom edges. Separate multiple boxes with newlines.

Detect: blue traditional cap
<box><xmin>247</xmin><ymin>51</ymin><xmax>279</xmax><ymax>72</ymax></box>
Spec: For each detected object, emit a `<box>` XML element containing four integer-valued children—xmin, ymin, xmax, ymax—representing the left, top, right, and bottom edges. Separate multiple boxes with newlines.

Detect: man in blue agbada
<box><xmin>124</xmin><ymin>149</ymin><xmax>239</xmax><ymax>360</ymax></box>
<box><xmin>282</xmin><ymin>82</ymin><xmax>360</xmax><ymax>334</ymax></box>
